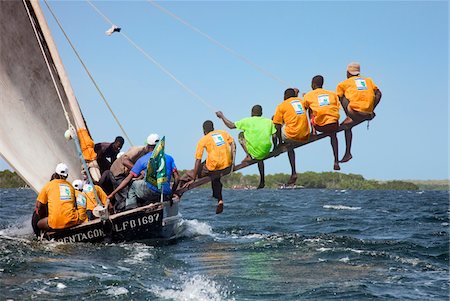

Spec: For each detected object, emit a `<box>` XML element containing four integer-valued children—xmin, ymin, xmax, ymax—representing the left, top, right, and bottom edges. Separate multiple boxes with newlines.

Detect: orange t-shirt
<box><xmin>75</xmin><ymin>190</ymin><xmax>88</xmax><ymax>223</ymax></box>
<box><xmin>37</xmin><ymin>179</ymin><xmax>79</xmax><ymax>229</ymax></box>
<box><xmin>273</xmin><ymin>97</ymin><xmax>310</xmax><ymax>142</ymax></box>
<box><xmin>336</xmin><ymin>76</ymin><xmax>378</xmax><ymax>114</ymax></box>
<box><xmin>303</xmin><ymin>88</ymin><xmax>340</xmax><ymax>126</ymax></box>
<box><xmin>195</xmin><ymin>130</ymin><xmax>234</xmax><ymax>171</ymax></box>
<box><xmin>83</xmin><ymin>184</ymin><xmax>108</xmax><ymax>211</ymax></box>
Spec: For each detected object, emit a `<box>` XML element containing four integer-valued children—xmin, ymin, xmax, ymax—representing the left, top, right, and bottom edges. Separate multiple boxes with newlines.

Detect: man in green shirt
<box><xmin>216</xmin><ymin>105</ymin><xmax>276</xmax><ymax>188</ymax></box>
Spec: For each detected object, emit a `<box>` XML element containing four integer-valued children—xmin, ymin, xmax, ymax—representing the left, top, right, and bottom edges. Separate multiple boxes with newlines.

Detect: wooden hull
<box><xmin>44</xmin><ymin>200</ymin><xmax>180</xmax><ymax>243</ymax></box>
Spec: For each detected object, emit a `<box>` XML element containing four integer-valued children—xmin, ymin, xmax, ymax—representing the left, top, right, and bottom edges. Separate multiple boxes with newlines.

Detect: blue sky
<box><xmin>1</xmin><ymin>1</ymin><xmax>448</xmax><ymax>180</ymax></box>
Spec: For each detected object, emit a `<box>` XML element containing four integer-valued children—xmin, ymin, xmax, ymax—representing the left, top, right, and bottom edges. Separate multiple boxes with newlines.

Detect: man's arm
<box><xmin>216</xmin><ymin>111</ymin><xmax>236</xmax><ymax>129</ymax></box>
<box><xmin>275</xmin><ymin>123</ymin><xmax>282</xmax><ymax>145</ymax></box>
<box><xmin>230</xmin><ymin>140</ymin><xmax>236</xmax><ymax>171</ymax></box>
<box><xmin>171</xmin><ymin>170</ymin><xmax>180</xmax><ymax>197</ymax></box>
<box><xmin>107</xmin><ymin>172</ymin><xmax>133</xmax><ymax>199</ymax></box>
<box><xmin>192</xmin><ymin>159</ymin><xmax>202</xmax><ymax>181</ymax></box>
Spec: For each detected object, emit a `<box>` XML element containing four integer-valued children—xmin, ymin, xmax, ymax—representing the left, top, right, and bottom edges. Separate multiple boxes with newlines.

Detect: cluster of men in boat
<box><xmin>32</xmin><ymin>62</ymin><xmax>382</xmax><ymax>234</ymax></box>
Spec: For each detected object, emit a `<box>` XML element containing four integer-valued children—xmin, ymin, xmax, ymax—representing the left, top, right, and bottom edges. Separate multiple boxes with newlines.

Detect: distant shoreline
<box><xmin>1</xmin><ymin>169</ymin><xmax>448</xmax><ymax>190</ymax></box>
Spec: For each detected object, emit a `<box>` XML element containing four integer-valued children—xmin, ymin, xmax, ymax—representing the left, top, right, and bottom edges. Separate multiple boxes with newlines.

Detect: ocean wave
<box><xmin>106</xmin><ymin>286</ymin><xmax>128</xmax><ymax>296</ymax></box>
<box><xmin>121</xmin><ymin>243</ymin><xmax>155</xmax><ymax>264</ymax></box>
<box><xmin>323</xmin><ymin>204</ymin><xmax>362</xmax><ymax>210</ymax></box>
<box><xmin>151</xmin><ymin>274</ymin><xmax>234</xmax><ymax>301</ymax></box>
<box><xmin>175</xmin><ymin>219</ymin><xmax>215</xmax><ymax>238</ymax></box>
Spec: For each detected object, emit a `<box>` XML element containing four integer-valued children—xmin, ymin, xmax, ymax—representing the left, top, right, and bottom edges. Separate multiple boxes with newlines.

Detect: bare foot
<box><xmin>287</xmin><ymin>174</ymin><xmax>297</xmax><ymax>185</ymax></box>
<box><xmin>257</xmin><ymin>182</ymin><xmax>265</xmax><ymax>189</ymax></box>
<box><xmin>334</xmin><ymin>162</ymin><xmax>341</xmax><ymax>170</ymax></box>
<box><xmin>339</xmin><ymin>154</ymin><xmax>352</xmax><ymax>163</ymax></box>
<box><xmin>216</xmin><ymin>200</ymin><xmax>224</xmax><ymax>214</ymax></box>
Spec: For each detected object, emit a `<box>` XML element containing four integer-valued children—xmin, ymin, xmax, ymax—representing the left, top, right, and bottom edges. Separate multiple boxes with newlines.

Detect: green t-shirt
<box><xmin>235</xmin><ymin>116</ymin><xmax>276</xmax><ymax>160</ymax></box>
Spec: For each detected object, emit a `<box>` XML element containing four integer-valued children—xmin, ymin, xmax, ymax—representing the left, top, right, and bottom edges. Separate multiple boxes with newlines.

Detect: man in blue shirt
<box><xmin>107</xmin><ymin>134</ymin><xmax>179</xmax><ymax>210</ymax></box>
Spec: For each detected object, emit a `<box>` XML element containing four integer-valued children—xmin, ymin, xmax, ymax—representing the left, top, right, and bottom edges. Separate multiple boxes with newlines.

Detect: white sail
<box><xmin>0</xmin><ymin>0</ymin><xmax>86</xmax><ymax>192</ymax></box>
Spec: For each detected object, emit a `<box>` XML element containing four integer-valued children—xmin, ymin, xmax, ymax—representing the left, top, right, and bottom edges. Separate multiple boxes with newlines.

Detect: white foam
<box><xmin>178</xmin><ymin>219</ymin><xmax>215</xmax><ymax>238</ymax></box>
<box><xmin>339</xmin><ymin>257</ymin><xmax>350</xmax><ymax>263</ymax></box>
<box><xmin>0</xmin><ymin>215</ymin><xmax>34</xmax><ymax>238</ymax></box>
<box><xmin>316</xmin><ymin>247</ymin><xmax>332</xmax><ymax>252</ymax></box>
<box><xmin>122</xmin><ymin>243</ymin><xmax>154</xmax><ymax>264</ymax></box>
<box><xmin>323</xmin><ymin>204</ymin><xmax>361</xmax><ymax>210</ymax></box>
<box><xmin>56</xmin><ymin>283</ymin><xmax>66</xmax><ymax>290</ymax></box>
<box><xmin>152</xmin><ymin>274</ymin><xmax>233</xmax><ymax>301</ymax></box>
<box><xmin>106</xmin><ymin>286</ymin><xmax>128</xmax><ymax>296</ymax></box>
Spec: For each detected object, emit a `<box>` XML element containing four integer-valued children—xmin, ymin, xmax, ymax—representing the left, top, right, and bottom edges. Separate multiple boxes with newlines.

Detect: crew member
<box><xmin>36</xmin><ymin>163</ymin><xmax>79</xmax><ymax>231</ymax></box>
<box><xmin>336</xmin><ymin>62</ymin><xmax>382</xmax><ymax>163</ymax></box>
<box><xmin>106</xmin><ymin>136</ymin><xmax>155</xmax><ymax>212</ymax></box>
<box><xmin>216</xmin><ymin>105</ymin><xmax>276</xmax><ymax>189</ymax></box>
<box><xmin>107</xmin><ymin>134</ymin><xmax>180</xmax><ymax>210</ymax></box>
<box><xmin>177</xmin><ymin>121</ymin><xmax>236</xmax><ymax>214</ymax></box>
<box><xmin>303</xmin><ymin>75</ymin><xmax>341</xmax><ymax>170</ymax></box>
<box><xmin>94</xmin><ymin>136</ymin><xmax>124</xmax><ymax>174</ymax></box>
<box><xmin>273</xmin><ymin>88</ymin><xmax>310</xmax><ymax>185</ymax></box>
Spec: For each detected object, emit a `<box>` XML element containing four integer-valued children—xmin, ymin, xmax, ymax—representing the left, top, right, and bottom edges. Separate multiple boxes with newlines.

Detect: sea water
<box><xmin>0</xmin><ymin>188</ymin><xmax>448</xmax><ymax>300</ymax></box>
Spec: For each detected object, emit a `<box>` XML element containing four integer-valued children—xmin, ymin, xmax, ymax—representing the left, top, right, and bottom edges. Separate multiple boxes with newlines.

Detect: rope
<box><xmin>86</xmin><ymin>0</ymin><xmax>218</xmax><ymax>113</ymax></box>
<box><xmin>147</xmin><ymin>0</ymin><xmax>291</xmax><ymax>88</ymax></box>
<box><xmin>43</xmin><ymin>0</ymin><xmax>134</xmax><ymax>146</ymax></box>
<box><xmin>23</xmin><ymin>0</ymin><xmax>102</xmax><ymax>208</ymax></box>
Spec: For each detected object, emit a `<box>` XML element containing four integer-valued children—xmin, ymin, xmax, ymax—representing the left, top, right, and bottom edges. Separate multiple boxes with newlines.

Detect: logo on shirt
<box><xmin>318</xmin><ymin>94</ymin><xmax>330</xmax><ymax>107</ymax></box>
<box><xmin>77</xmin><ymin>194</ymin><xmax>87</xmax><ymax>208</ymax></box>
<box><xmin>354</xmin><ymin>78</ymin><xmax>368</xmax><ymax>90</ymax></box>
<box><xmin>290</xmin><ymin>100</ymin><xmax>305</xmax><ymax>115</ymax></box>
<box><xmin>211</xmin><ymin>133</ymin><xmax>225</xmax><ymax>146</ymax></box>
<box><xmin>83</xmin><ymin>184</ymin><xmax>94</xmax><ymax>193</ymax></box>
<box><xmin>59</xmin><ymin>184</ymin><xmax>72</xmax><ymax>201</ymax></box>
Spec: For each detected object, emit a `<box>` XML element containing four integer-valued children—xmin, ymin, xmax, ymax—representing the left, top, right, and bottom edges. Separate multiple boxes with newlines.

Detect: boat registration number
<box><xmin>114</xmin><ymin>212</ymin><xmax>160</xmax><ymax>232</ymax></box>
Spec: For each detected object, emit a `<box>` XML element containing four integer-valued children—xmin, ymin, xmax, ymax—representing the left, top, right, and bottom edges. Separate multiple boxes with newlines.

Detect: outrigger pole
<box><xmin>176</xmin><ymin>119</ymin><xmax>368</xmax><ymax>194</ymax></box>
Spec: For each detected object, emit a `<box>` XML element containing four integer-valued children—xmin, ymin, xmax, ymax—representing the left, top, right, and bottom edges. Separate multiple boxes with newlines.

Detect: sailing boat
<box><xmin>0</xmin><ymin>0</ymin><xmax>180</xmax><ymax>243</ymax></box>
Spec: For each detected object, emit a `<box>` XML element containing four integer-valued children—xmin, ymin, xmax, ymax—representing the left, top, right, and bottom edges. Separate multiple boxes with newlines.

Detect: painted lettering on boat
<box><xmin>114</xmin><ymin>213</ymin><xmax>160</xmax><ymax>232</ymax></box>
<box><xmin>57</xmin><ymin>228</ymin><xmax>105</xmax><ymax>243</ymax></box>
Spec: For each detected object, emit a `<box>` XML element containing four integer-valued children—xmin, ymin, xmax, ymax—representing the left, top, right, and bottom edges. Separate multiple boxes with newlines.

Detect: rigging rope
<box><xmin>43</xmin><ymin>0</ymin><xmax>134</xmax><ymax>146</ymax></box>
<box><xmin>24</xmin><ymin>0</ymin><xmax>102</xmax><ymax>207</ymax></box>
<box><xmin>85</xmin><ymin>0</ymin><xmax>218</xmax><ymax>113</ymax></box>
<box><xmin>147</xmin><ymin>0</ymin><xmax>292</xmax><ymax>88</ymax></box>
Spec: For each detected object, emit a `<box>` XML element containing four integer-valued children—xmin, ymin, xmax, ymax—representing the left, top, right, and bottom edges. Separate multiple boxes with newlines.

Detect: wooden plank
<box><xmin>176</xmin><ymin>119</ymin><xmax>367</xmax><ymax>194</ymax></box>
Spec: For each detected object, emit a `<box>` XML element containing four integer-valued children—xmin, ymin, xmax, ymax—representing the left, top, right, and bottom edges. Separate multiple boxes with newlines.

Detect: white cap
<box><xmin>72</xmin><ymin>179</ymin><xmax>83</xmax><ymax>191</ymax></box>
<box><xmin>55</xmin><ymin>163</ymin><xmax>69</xmax><ymax>177</ymax></box>
<box><xmin>146</xmin><ymin>133</ymin><xmax>160</xmax><ymax>146</ymax></box>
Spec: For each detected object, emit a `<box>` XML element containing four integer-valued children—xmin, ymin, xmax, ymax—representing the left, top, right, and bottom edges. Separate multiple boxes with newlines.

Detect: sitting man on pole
<box><xmin>216</xmin><ymin>105</ymin><xmax>276</xmax><ymax>189</ymax></box>
<box><xmin>336</xmin><ymin>62</ymin><xmax>382</xmax><ymax>163</ymax></box>
<box><xmin>107</xmin><ymin>134</ymin><xmax>179</xmax><ymax>210</ymax></box>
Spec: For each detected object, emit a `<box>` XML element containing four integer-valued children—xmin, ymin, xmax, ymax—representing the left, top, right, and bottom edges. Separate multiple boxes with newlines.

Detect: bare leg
<box><xmin>37</xmin><ymin>217</ymin><xmax>50</xmax><ymax>231</ymax></box>
<box><xmin>330</xmin><ymin>133</ymin><xmax>340</xmax><ymax>170</ymax></box>
<box><xmin>257</xmin><ymin>161</ymin><xmax>265</xmax><ymax>189</ymax></box>
<box><xmin>238</xmin><ymin>132</ymin><xmax>252</xmax><ymax>163</ymax></box>
<box><xmin>340</xmin><ymin>129</ymin><xmax>353</xmax><ymax>163</ymax></box>
<box><xmin>287</xmin><ymin>148</ymin><xmax>297</xmax><ymax>185</ymax></box>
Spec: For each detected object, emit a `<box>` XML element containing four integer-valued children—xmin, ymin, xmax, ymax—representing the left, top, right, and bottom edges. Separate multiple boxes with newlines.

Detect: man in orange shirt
<box><xmin>36</xmin><ymin>163</ymin><xmax>79</xmax><ymax>231</ymax></box>
<box><xmin>304</xmin><ymin>75</ymin><xmax>341</xmax><ymax>170</ymax></box>
<box><xmin>336</xmin><ymin>62</ymin><xmax>382</xmax><ymax>163</ymax></box>
<box><xmin>178</xmin><ymin>120</ymin><xmax>236</xmax><ymax>214</ymax></box>
<box><xmin>273</xmin><ymin>88</ymin><xmax>310</xmax><ymax>185</ymax></box>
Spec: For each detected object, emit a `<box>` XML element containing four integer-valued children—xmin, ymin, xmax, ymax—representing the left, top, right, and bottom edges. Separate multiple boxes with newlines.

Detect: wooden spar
<box><xmin>176</xmin><ymin>119</ymin><xmax>368</xmax><ymax>194</ymax></box>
